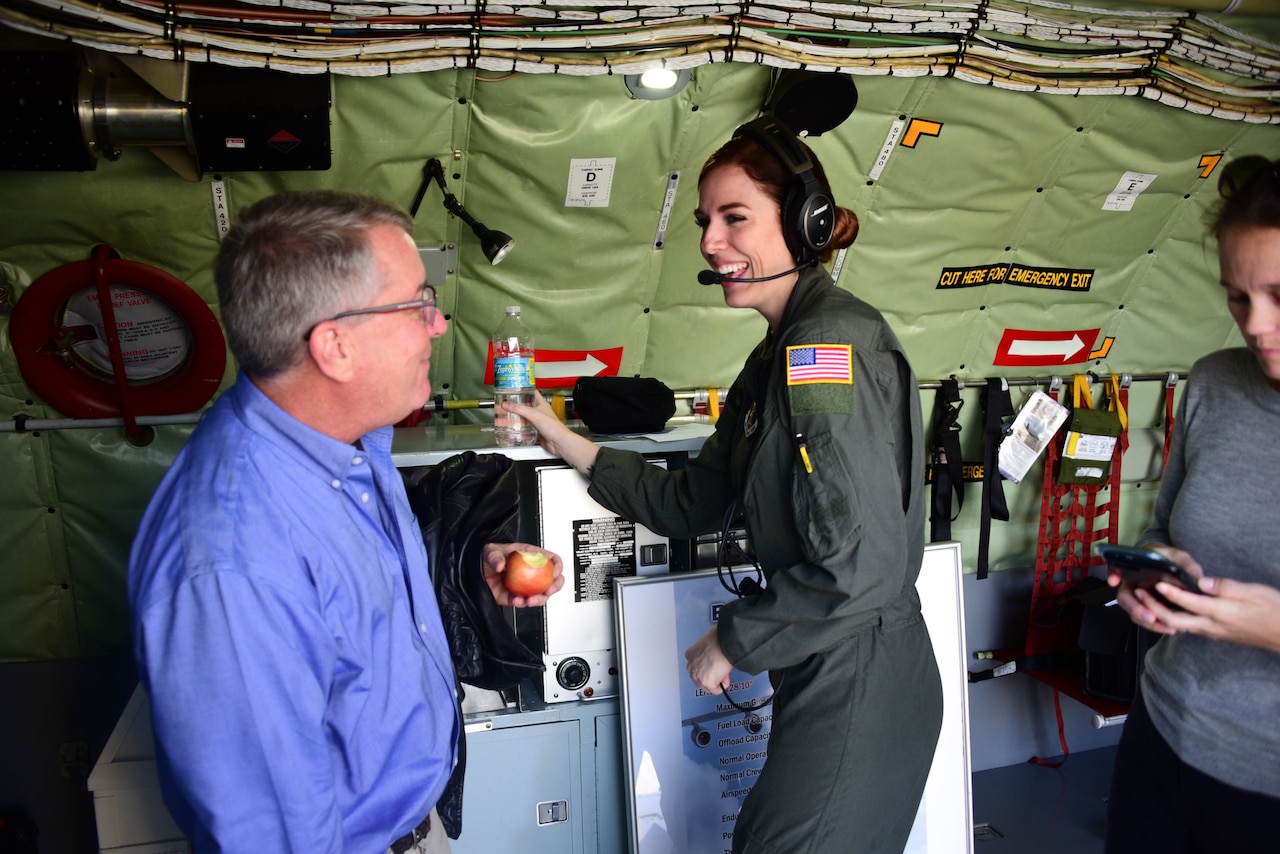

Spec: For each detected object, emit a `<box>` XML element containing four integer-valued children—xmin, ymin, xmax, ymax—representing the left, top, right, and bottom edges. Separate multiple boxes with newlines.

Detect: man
<box><xmin>128</xmin><ymin>190</ymin><xmax>562</xmax><ymax>853</ymax></box>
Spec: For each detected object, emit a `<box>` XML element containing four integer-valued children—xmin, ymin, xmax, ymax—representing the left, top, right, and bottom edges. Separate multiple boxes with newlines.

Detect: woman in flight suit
<box><xmin>507</xmin><ymin>119</ymin><xmax>943</xmax><ymax>854</ymax></box>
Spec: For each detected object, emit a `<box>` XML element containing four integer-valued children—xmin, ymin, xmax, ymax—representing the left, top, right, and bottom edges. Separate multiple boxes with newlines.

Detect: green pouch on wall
<box><xmin>1057</xmin><ymin>375</ymin><xmax>1121</xmax><ymax>486</ymax></box>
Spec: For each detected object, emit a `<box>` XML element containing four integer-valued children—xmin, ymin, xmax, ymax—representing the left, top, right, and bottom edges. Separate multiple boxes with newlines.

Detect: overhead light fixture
<box><xmin>624</xmin><ymin>68</ymin><xmax>692</xmax><ymax>101</ymax></box>
<box><xmin>640</xmin><ymin>68</ymin><xmax>679</xmax><ymax>89</ymax></box>
<box><xmin>414</xmin><ymin>158</ymin><xmax>515</xmax><ymax>265</ymax></box>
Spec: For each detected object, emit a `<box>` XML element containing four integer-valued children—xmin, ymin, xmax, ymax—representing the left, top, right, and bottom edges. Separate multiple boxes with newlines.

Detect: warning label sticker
<box><xmin>572</xmin><ymin>516</ymin><xmax>637</xmax><ymax>602</ymax></box>
<box><xmin>66</xmin><ymin>286</ymin><xmax>192</xmax><ymax>380</ymax></box>
<box><xmin>937</xmin><ymin>263</ymin><xmax>1094</xmax><ymax>292</ymax></box>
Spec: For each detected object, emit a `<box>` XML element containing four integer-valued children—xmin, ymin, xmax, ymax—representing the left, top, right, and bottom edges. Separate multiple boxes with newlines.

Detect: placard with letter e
<box><xmin>614</xmin><ymin>542</ymin><xmax>973</xmax><ymax>854</ymax></box>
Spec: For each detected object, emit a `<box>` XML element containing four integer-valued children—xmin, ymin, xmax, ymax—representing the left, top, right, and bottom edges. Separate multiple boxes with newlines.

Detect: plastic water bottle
<box><xmin>491</xmin><ymin>305</ymin><xmax>538</xmax><ymax>447</ymax></box>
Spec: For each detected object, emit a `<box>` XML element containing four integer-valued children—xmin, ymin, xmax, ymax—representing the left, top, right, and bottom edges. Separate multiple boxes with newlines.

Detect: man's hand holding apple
<box><xmin>482</xmin><ymin>542</ymin><xmax>565</xmax><ymax>607</ymax></box>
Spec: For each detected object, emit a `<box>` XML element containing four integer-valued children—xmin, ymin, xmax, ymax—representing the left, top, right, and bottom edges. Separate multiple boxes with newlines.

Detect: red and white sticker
<box><xmin>994</xmin><ymin>328</ymin><xmax>1098</xmax><ymax>367</ymax></box>
<box><xmin>485</xmin><ymin>346</ymin><xmax>623</xmax><ymax>388</ymax></box>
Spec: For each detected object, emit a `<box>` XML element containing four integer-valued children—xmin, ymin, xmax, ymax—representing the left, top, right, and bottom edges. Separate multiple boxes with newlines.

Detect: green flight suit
<box><xmin>589</xmin><ymin>267</ymin><xmax>944</xmax><ymax>853</ymax></box>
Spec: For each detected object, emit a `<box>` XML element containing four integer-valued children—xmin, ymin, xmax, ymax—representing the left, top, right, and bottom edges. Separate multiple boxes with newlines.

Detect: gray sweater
<box><xmin>1138</xmin><ymin>348</ymin><xmax>1280</xmax><ymax>798</ymax></box>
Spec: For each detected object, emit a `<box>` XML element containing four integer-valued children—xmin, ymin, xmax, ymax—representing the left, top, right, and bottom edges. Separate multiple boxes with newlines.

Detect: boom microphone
<box><xmin>697</xmin><ymin>260</ymin><xmax>814</xmax><ymax>286</ymax></box>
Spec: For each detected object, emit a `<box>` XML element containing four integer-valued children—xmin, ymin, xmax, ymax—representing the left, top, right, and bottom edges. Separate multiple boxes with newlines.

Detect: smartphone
<box><xmin>1094</xmin><ymin>544</ymin><xmax>1201</xmax><ymax>608</ymax></box>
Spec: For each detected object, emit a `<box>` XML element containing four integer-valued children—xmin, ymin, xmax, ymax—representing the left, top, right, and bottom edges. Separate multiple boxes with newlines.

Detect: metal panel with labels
<box><xmin>535</xmin><ymin>461</ymin><xmax>671</xmax><ymax>703</ymax></box>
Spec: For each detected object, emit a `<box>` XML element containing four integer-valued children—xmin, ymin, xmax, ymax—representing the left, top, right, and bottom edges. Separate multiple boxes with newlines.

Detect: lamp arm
<box><xmin>425</xmin><ymin>158</ymin><xmax>483</xmax><ymax>231</ymax></box>
<box><xmin>419</xmin><ymin>156</ymin><xmax>513</xmax><ymax>264</ymax></box>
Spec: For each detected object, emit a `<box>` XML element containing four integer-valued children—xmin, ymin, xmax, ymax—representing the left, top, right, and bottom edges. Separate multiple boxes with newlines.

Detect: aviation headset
<box><xmin>731</xmin><ymin>116</ymin><xmax>836</xmax><ymax>265</ymax></box>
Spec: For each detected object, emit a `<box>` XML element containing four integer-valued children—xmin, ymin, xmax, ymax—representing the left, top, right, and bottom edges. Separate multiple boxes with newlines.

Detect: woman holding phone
<box><xmin>1104</xmin><ymin>156</ymin><xmax>1280</xmax><ymax>852</ymax></box>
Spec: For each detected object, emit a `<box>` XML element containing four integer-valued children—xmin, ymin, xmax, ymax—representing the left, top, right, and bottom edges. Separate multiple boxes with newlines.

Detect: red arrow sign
<box><xmin>484</xmin><ymin>346</ymin><xmax>623</xmax><ymax>388</ymax></box>
<box><xmin>994</xmin><ymin>328</ymin><xmax>1098</xmax><ymax>367</ymax></box>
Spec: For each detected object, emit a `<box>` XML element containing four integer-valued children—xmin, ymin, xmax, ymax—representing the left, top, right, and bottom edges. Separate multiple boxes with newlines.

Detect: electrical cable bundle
<box><xmin>0</xmin><ymin>0</ymin><xmax>1275</xmax><ymax>121</ymax></box>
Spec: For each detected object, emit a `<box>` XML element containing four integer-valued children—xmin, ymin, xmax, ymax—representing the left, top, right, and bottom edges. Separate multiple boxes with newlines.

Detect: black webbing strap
<box><xmin>977</xmin><ymin>378</ymin><xmax>1014</xmax><ymax>579</ymax></box>
<box><xmin>929</xmin><ymin>379</ymin><xmax>964</xmax><ymax>542</ymax></box>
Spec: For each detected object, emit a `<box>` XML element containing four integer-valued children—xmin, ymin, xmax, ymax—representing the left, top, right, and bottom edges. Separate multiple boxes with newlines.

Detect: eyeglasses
<box><xmin>303</xmin><ymin>286</ymin><xmax>437</xmax><ymax>341</ymax></box>
<box><xmin>1218</xmin><ymin>155</ymin><xmax>1279</xmax><ymax>200</ymax></box>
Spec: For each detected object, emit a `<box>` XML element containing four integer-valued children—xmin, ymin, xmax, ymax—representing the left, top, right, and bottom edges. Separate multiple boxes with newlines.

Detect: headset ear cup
<box><xmin>733</xmin><ymin>116</ymin><xmax>835</xmax><ymax>263</ymax></box>
<box><xmin>800</xmin><ymin>187</ymin><xmax>836</xmax><ymax>255</ymax></box>
<box><xmin>785</xmin><ymin>184</ymin><xmax>834</xmax><ymax>262</ymax></box>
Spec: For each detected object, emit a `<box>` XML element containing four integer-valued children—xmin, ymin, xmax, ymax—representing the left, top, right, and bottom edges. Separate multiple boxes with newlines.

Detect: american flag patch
<box><xmin>786</xmin><ymin>344</ymin><xmax>853</xmax><ymax>385</ymax></box>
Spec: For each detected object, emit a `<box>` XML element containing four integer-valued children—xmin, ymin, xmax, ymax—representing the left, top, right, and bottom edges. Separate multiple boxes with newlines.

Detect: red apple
<box><xmin>503</xmin><ymin>550</ymin><xmax>554</xmax><ymax>597</ymax></box>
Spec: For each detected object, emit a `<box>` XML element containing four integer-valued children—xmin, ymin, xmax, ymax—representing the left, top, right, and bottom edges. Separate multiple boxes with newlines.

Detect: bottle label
<box><xmin>494</xmin><ymin>356</ymin><xmax>534</xmax><ymax>389</ymax></box>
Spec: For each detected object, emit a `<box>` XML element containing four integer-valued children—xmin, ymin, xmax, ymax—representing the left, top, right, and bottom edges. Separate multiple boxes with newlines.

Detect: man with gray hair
<box><xmin>128</xmin><ymin>190</ymin><xmax>562</xmax><ymax>853</ymax></box>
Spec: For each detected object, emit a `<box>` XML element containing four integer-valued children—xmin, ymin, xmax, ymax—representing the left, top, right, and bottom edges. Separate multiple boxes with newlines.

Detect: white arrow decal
<box><xmin>535</xmin><ymin>353</ymin><xmax>608</xmax><ymax>378</ymax></box>
<box><xmin>1007</xmin><ymin>335</ymin><xmax>1084</xmax><ymax>361</ymax></box>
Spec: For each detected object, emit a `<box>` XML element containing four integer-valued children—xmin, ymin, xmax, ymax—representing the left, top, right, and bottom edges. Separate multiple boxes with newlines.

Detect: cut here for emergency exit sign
<box><xmin>936</xmin><ymin>263</ymin><xmax>1094</xmax><ymax>290</ymax></box>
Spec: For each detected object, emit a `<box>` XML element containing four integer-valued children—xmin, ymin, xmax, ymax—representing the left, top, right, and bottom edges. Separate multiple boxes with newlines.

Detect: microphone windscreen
<box><xmin>697</xmin><ymin>270</ymin><xmax>722</xmax><ymax>286</ymax></box>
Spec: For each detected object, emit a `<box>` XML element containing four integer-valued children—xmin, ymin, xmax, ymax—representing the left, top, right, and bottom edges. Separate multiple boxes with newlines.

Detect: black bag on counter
<box><xmin>573</xmin><ymin>376</ymin><xmax>676</xmax><ymax>434</ymax></box>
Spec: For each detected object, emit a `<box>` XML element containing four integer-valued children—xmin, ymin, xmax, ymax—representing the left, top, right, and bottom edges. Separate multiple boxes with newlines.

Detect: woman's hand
<box><xmin>501</xmin><ymin>392</ymin><xmax>600</xmax><ymax>476</ymax></box>
<box><xmin>1107</xmin><ymin>544</ymin><xmax>1203</xmax><ymax>634</ymax></box>
<box><xmin>1107</xmin><ymin>544</ymin><xmax>1280</xmax><ymax>652</ymax></box>
<box><xmin>482</xmin><ymin>542</ymin><xmax>565</xmax><ymax>608</ymax></box>
<box><xmin>685</xmin><ymin>626</ymin><xmax>734</xmax><ymax>694</ymax></box>
<box><xmin>1149</xmin><ymin>576</ymin><xmax>1280</xmax><ymax>653</ymax></box>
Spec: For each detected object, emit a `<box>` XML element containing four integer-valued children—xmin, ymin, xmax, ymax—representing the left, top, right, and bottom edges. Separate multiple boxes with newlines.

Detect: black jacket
<box><xmin>402</xmin><ymin>451</ymin><xmax>545</xmax><ymax>838</ymax></box>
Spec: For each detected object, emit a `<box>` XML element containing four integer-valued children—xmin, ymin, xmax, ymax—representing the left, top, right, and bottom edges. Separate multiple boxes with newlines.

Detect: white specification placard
<box><xmin>566</xmin><ymin>157</ymin><xmax>616</xmax><ymax>207</ymax></box>
<box><xmin>615</xmin><ymin>542</ymin><xmax>973</xmax><ymax>854</ymax></box>
<box><xmin>1102</xmin><ymin>171</ymin><xmax>1157</xmax><ymax>212</ymax></box>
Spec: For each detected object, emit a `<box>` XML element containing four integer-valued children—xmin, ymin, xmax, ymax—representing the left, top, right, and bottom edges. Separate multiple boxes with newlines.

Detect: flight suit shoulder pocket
<box><xmin>791</xmin><ymin>430</ymin><xmax>860</xmax><ymax>556</ymax></box>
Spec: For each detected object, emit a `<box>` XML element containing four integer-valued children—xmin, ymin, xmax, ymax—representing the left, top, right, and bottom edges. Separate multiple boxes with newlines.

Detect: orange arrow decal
<box><xmin>901</xmin><ymin>119</ymin><xmax>942</xmax><ymax>149</ymax></box>
<box><xmin>1198</xmin><ymin>153</ymin><xmax>1223</xmax><ymax>179</ymax></box>
<box><xmin>1088</xmin><ymin>337</ymin><xmax>1114</xmax><ymax>360</ymax></box>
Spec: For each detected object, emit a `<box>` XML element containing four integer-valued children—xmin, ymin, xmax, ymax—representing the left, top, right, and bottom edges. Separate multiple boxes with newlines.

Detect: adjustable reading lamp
<box><xmin>414</xmin><ymin>158</ymin><xmax>515</xmax><ymax>265</ymax></box>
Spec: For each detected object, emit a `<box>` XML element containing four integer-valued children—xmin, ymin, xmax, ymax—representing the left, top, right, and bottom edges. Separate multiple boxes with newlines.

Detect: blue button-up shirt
<box><xmin>129</xmin><ymin>373</ymin><xmax>458</xmax><ymax>854</ymax></box>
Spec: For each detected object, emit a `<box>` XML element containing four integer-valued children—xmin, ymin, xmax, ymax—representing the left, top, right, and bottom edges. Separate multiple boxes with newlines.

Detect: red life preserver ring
<box><xmin>9</xmin><ymin>246</ymin><xmax>227</xmax><ymax>420</ymax></box>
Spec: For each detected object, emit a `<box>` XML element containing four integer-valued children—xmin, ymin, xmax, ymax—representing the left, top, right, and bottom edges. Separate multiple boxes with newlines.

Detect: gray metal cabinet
<box><xmin>453</xmin><ymin>694</ymin><xmax>627</xmax><ymax>854</ymax></box>
<box><xmin>453</xmin><ymin>720</ymin><xmax>582</xmax><ymax>853</ymax></box>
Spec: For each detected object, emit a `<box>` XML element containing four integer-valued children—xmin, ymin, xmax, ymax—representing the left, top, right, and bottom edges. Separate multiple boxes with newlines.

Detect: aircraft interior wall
<box><xmin>1</xmin><ymin>5</ymin><xmax>1279</xmax><ymax>851</ymax></box>
<box><xmin>0</xmin><ymin>17</ymin><xmax>1277</xmax><ymax>667</ymax></box>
